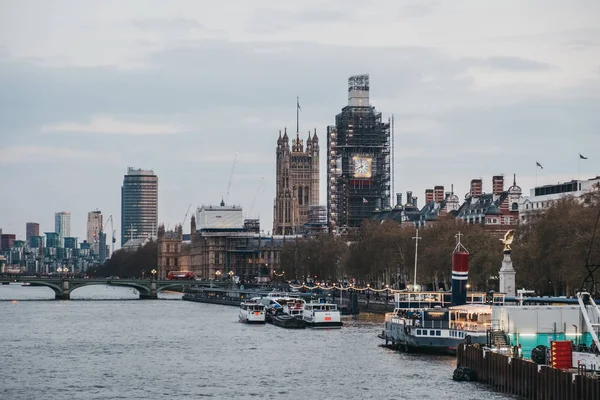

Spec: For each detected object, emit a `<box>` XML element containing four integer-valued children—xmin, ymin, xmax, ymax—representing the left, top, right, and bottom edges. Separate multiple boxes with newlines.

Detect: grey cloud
<box><xmin>465</xmin><ymin>56</ymin><xmax>555</xmax><ymax>71</ymax></box>
<box><xmin>131</xmin><ymin>18</ymin><xmax>227</xmax><ymax>40</ymax></box>
<box><xmin>0</xmin><ymin>40</ymin><xmax>471</xmax><ymax>139</ymax></box>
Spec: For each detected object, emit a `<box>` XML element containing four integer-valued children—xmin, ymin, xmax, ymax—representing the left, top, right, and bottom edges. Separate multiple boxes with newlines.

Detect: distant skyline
<box><xmin>1</xmin><ymin>0</ymin><xmax>599</xmax><ymax>244</ymax></box>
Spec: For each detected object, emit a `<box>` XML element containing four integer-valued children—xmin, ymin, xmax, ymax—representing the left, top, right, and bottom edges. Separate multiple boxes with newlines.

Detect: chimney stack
<box><xmin>425</xmin><ymin>189</ymin><xmax>434</xmax><ymax>204</ymax></box>
<box><xmin>470</xmin><ymin>179</ymin><xmax>483</xmax><ymax>197</ymax></box>
<box><xmin>406</xmin><ymin>191</ymin><xmax>413</xmax><ymax>206</ymax></box>
<box><xmin>413</xmin><ymin>196</ymin><xmax>418</xmax><ymax>208</ymax></box>
<box><xmin>396</xmin><ymin>193</ymin><xmax>403</xmax><ymax>207</ymax></box>
<box><xmin>434</xmin><ymin>185</ymin><xmax>445</xmax><ymax>203</ymax></box>
<box><xmin>492</xmin><ymin>175</ymin><xmax>504</xmax><ymax>195</ymax></box>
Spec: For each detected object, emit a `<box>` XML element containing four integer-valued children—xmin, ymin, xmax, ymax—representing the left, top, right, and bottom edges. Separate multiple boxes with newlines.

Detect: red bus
<box><xmin>167</xmin><ymin>271</ymin><xmax>196</xmax><ymax>280</ymax></box>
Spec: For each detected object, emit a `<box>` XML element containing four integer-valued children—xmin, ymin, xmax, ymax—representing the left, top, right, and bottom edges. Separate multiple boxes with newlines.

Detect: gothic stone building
<box><xmin>157</xmin><ymin>224</ymin><xmax>183</xmax><ymax>278</ymax></box>
<box><xmin>158</xmin><ymin>209</ymin><xmax>291</xmax><ymax>282</ymax></box>
<box><xmin>273</xmin><ymin>128</ymin><xmax>319</xmax><ymax>235</ymax></box>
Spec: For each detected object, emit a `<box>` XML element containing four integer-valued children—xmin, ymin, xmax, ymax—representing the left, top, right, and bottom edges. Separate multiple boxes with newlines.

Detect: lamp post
<box><xmin>151</xmin><ymin>269</ymin><xmax>157</xmax><ymax>280</ymax></box>
<box><xmin>228</xmin><ymin>270</ymin><xmax>234</xmax><ymax>280</ymax></box>
<box><xmin>215</xmin><ymin>270</ymin><xmax>222</xmax><ymax>280</ymax></box>
<box><xmin>57</xmin><ymin>267</ymin><xmax>63</xmax><ymax>276</ymax></box>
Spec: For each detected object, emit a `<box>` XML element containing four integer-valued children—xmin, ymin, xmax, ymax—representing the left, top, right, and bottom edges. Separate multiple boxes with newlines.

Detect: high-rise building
<box><xmin>121</xmin><ymin>167</ymin><xmax>158</xmax><ymax>246</ymax></box>
<box><xmin>87</xmin><ymin>210</ymin><xmax>103</xmax><ymax>255</ymax></box>
<box><xmin>273</xmin><ymin>128</ymin><xmax>320</xmax><ymax>235</ymax></box>
<box><xmin>54</xmin><ymin>212</ymin><xmax>71</xmax><ymax>247</ymax></box>
<box><xmin>26</xmin><ymin>222</ymin><xmax>39</xmax><ymax>246</ymax></box>
<box><xmin>327</xmin><ymin>74</ymin><xmax>391</xmax><ymax>233</ymax></box>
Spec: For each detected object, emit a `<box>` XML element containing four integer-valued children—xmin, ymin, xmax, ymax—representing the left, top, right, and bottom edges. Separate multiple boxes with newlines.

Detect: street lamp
<box><xmin>228</xmin><ymin>270</ymin><xmax>234</xmax><ymax>280</ymax></box>
<box><xmin>151</xmin><ymin>269</ymin><xmax>157</xmax><ymax>280</ymax></box>
<box><xmin>215</xmin><ymin>270</ymin><xmax>222</xmax><ymax>280</ymax></box>
<box><xmin>57</xmin><ymin>267</ymin><xmax>63</xmax><ymax>276</ymax></box>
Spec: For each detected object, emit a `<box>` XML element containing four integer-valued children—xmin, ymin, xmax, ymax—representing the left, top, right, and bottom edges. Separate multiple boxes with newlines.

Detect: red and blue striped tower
<box><xmin>451</xmin><ymin>232</ymin><xmax>469</xmax><ymax>306</ymax></box>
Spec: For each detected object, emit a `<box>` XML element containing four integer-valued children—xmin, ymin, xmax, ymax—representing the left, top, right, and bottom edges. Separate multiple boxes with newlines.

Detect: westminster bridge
<box><xmin>0</xmin><ymin>277</ymin><xmax>229</xmax><ymax>300</ymax></box>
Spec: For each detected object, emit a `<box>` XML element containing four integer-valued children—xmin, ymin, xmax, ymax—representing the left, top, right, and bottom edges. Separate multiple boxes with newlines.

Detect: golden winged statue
<box><xmin>500</xmin><ymin>230</ymin><xmax>515</xmax><ymax>252</ymax></box>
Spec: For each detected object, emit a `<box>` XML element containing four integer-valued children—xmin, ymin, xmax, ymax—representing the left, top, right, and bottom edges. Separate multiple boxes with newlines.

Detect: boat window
<box><xmin>417</xmin><ymin>329</ymin><xmax>421</xmax><ymax>335</ymax></box>
<box><xmin>430</xmin><ymin>330</ymin><xmax>435</xmax><ymax>336</ymax></box>
<box><xmin>436</xmin><ymin>330</ymin><xmax>441</xmax><ymax>336</ymax></box>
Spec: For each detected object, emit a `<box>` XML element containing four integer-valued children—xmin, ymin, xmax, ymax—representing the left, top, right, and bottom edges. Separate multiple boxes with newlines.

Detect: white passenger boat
<box><xmin>239</xmin><ymin>301</ymin><xmax>266</xmax><ymax>324</ymax></box>
<box><xmin>303</xmin><ymin>301</ymin><xmax>342</xmax><ymax>328</ymax></box>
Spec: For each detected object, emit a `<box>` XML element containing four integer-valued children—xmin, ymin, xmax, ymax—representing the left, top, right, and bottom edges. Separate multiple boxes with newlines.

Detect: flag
<box><xmin>536</xmin><ymin>161</ymin><xmax>543</xmax><ymax>169</ymax></box>
<box><xmin>363</xmin><ymin>198</ymin><xmax>368</xmax><ymax>203</ymax></box>
<box><xmin>297</xmin><ymin>97</ymin><xmax>301</xmax><ymax>112</ymax></box>
<box><xmin>579</xmin><ymin>153</ymin><xmax>588</xmax><ymax>160</ymax></box>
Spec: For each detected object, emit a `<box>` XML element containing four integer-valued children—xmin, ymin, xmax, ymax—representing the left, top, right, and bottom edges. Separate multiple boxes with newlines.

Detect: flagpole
<box><xmin>578</xmin><ymin>156</ymin><xmax>580</xmax><ymax>181</ymax></box>
<box><xmin>535</xmin><ymin>163</ymin><xmax>538</xmax><ymax>187</ymax></box>
<box><xmin>296</xmin><ymin>96</ymin><xmax>299</xmax><ymax>134</ymax></box>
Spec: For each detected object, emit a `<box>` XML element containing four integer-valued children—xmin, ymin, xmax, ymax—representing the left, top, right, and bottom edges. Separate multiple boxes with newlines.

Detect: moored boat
<box><xmin>302</xmin><ymin>301</ymin><xmax>342</xmax><ymax>328</ymax></box>
<box><xmin>269</xmin><ymin>309</ymin><xmax>306</xmax><ymax>329</ymax></box>
<box><xmin>239</xmin><ymin>301</ymin><xmax>266</xmax><ymax>324</ymax></box>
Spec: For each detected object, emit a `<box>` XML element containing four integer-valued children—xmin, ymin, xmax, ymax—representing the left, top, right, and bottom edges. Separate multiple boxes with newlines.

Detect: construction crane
<box><xmin>182</xmin><ymin>203</ymin><xmax>192</xmax><ymax>227</ymax></box>
<box><xmin>224</xmin><ymin>152</ymin><xmax>238</xmax><ymax>205</ymax></box>
<box><xmin>248</xmin><ymin>176</ymin><xmax>265</xmax><ymax>218</ymax></box>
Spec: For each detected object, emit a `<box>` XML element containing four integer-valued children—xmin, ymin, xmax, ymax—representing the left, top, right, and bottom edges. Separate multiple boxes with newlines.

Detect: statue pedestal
<box><xmin>499</xmin><ymin>252</ymin><xmax>516</xmax><ymax>297</ymax></box>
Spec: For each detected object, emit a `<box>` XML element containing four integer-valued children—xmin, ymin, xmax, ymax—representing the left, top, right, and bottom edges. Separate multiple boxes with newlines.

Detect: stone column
<box><xmin>499</xmin><ymin>251</ymin><xmax>516</xmax><ymax>297</ymax></box>
<box><xmin>56</xmin><ymin>278</ymin><xmax>70</xmax><ymax>300</ymax></box>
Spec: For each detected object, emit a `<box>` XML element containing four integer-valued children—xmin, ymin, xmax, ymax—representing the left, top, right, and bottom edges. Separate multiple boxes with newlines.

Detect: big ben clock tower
<box><xmin>327</xmin><ymin>74</ymin><xmax>391</xmax><ymax>234</ymax></box>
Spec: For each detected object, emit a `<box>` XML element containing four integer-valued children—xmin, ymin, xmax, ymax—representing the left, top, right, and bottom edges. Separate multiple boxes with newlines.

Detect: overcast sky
<box><xmin>1</xmin><ymin>0</ymin><xmax>599</xmax><ymax>244</ymax></box>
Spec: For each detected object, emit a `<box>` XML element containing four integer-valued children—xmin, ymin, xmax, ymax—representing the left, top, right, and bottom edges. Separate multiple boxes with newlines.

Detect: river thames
<box><xmin>0</xmin><ymin>284</ymin><xmax>512</xmax><ymax>399</ymax></box>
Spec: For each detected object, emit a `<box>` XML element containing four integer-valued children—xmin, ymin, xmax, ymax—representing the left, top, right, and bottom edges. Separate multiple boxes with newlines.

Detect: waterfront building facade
<box><xmin>519</xmin><ymin>176</ymin><xmax>600</xmax><ymax>223</ymax></box>
<box><xmin>327</xmin><ymin>74</ymin><xmax>391</xmax><ymax>234</ymax></box>
<box><xmin>157</xmin><ymin>224</ymin><xmax>183</xmax><ymax>279</ymax></box>
<box><xmin>455</xmin><ymin>175</ymin><xmax>522</xmax><ymax>231</ymax></box>
<box><xmin>26</xmin><ymin>222</ymin><xmax>39</xmax><ymax>246</ymax></box>
<box><xmin>273</xmin><ymin>128</ymin><xmax>320</xmax><ymax>235</ymax></box>
<box><xmin>121</xmin><ymin>167</ymin><xmax>158</xmax><ymax>246</ymax></box>
<box><xmin>159</xmin><ymin>204</ymin><xmax>292</xmax><ymax>283</ymax></box>
<box><xmin>54</xmin><ymin>211</ymin><xmax>71</xmax><ymax>247</ymax></box>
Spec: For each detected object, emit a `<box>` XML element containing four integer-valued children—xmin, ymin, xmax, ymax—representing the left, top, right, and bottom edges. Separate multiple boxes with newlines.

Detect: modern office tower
<box><xmin>54</xmin><ymin>212</ymin><xmax>71</xmax><ymax>247</ymax></box>
<box><xmin>26</xmin><ymin>222</ymin><xmax>39</xmax><ymax>246</ymax></box>
<box><xmin>87</xmin><ymin>210</ymin><xmax>103</xmax><ymax>255</ymax></box>
<box><xmin>121</xmin><ymin>167</ymin><xmax>158</xmax><ymax>246</ymax></box>
<box><xmin>327</xmin><ymin>74</ymin><xmax>391</xmax><ymax>233</ymax></box>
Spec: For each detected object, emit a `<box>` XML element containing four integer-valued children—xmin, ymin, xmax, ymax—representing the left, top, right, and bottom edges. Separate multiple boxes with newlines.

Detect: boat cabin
<box><xmin>393</xmin><ymin>291</ymin><xmax>505</xmax><ymax>309</ymax></box>
<box><xmin>449</xmin><ymin>304</ymin><xmax>492</xmax><ymax>333</ymax></box>
<box><xmin>240</xmin><ymin>302</ymin><xmax>266</xmax><ymax>312</ymax></box>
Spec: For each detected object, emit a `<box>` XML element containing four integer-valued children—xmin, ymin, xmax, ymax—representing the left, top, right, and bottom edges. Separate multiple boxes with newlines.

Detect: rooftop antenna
<box><xmin>225</xmin><ymin>152</ymin><xmax>238</xmax><ymax>205</ymax></box>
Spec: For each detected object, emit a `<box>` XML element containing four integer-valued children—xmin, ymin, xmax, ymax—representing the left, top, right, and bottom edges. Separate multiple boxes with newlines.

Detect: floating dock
<box><xmin>456</xmin><ymin>344</ymin><xmax>599</xmax><ymax>399</ymax></box>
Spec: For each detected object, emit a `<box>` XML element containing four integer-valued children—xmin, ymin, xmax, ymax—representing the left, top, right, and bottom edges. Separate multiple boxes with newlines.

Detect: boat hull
<box><xmin>379</xmin><ymin>319</ymin><xmax>487</xmax><ymax>354</ymax></box>
<box><xmin>270</xmin><ymin>314</ymin><xmax>306</xmax><ymax>329</ymax></box>
<box><xmin>306</xmin><ymin>321</ymin><xmax>343</xmax><ymax>329</ymax></box>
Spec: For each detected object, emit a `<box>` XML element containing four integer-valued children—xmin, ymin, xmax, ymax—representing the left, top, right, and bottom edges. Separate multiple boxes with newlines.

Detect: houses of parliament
<box><xmin>273</xmin><ymin>128</ymin><xmax>320</xmax><ymax>235</ymax></box>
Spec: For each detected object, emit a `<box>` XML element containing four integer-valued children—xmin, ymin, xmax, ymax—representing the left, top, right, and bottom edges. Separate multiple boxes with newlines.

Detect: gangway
<box><xmin>576</xmin><ymin>292</ymin><xmax>600</xmax><ymax>352</ymax></box>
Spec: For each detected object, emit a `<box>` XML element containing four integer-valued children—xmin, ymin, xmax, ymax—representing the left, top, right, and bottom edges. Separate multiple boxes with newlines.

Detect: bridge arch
<box><xmin>155</xmin><ymin>282</ymin><xmax>193</xmax><ymax>293</ymax></box>
<box><xmin>68</xmin><ymin>281</ymin><xmax>151</xmax><ymax>297</ymax></box>
<box><xmin>29</xmin><ymin>281</ymin><xmax>63</xmax><ymax>298</ymax></box>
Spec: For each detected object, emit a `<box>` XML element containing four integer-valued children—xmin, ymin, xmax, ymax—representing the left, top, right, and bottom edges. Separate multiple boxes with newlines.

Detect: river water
<box><xmin>0</xmin><ymin>284</ymin><xmax>512</xmax><ymax>399</ymax></box>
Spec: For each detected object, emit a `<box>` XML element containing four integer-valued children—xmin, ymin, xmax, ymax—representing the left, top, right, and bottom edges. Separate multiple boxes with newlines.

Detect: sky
<box><xmin>1</xmin><ymin>0</ymin><xmax>600</xmax><ymax>246</ymax></box>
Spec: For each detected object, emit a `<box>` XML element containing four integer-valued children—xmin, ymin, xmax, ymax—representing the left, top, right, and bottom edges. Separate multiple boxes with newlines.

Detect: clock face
<box><xmin>353</xmin><ymin>156</ymin><xmax>372</xmax><ymax>178</ymax></box>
